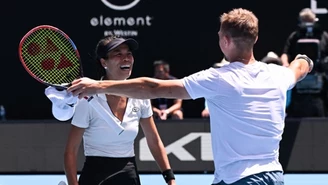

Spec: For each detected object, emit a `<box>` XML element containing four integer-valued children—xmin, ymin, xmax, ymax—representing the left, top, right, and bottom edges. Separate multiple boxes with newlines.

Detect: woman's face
<box><xmin>102</xmin><ymin>43</ymin><xmax>134</xmax><ymax>80</ymax></box>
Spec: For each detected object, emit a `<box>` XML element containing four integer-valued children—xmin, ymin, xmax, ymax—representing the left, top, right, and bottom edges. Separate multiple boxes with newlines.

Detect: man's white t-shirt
<box><xmin>182</xmin><ymin>61</ymin><xmax>296</xmax><ymax>184</ymax></box>
<box><xmin>71</xmin><ymin>93</ymin><xmax>153</xmax><ymax>158</ymax></box>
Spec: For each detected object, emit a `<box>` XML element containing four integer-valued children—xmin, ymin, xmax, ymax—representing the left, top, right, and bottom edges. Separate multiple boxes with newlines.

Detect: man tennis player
<box><xmin>68</xmin><ymin>8</ymin><xmax>313</xmax><ymax>185</ymax></box>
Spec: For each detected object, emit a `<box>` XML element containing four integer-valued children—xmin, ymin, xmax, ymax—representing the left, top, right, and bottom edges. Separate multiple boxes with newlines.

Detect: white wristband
<box><xmin>296</xmin><ymin>55</ymin><xmax>313</xmax><ymax>72</ymax></box>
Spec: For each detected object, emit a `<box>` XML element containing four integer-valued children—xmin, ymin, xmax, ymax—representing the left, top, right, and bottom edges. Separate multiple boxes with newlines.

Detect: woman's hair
<box><xmin>94</xmin><ymin>35</ymin><xmax>118</xmax><ymax>79</ymax></box>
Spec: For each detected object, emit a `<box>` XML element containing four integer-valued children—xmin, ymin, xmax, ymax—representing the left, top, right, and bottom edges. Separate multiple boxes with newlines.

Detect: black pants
<box><xmin>79</xmin><ymin>156</ymin><xmax>141</xmax><ymax>185</ymax></box>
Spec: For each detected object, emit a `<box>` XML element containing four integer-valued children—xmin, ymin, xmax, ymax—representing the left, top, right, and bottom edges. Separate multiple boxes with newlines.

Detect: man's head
<box><xmin>218</xmin><ymin>8</ymin><xmax>259</xmax><ymax>61</ymax></box>
<box><xmin>297</xmin><ymin>9</ymin><xmax>322</xmax><ymax>38</ymax></box>
<box><xmin>153</xmin><ymin>60</ymin><xmax>170</xmax><ymax>79</ymax></box>
<box><xmin>299</xmin><ymin>8</ymin><xmax>317</xmax><ymax>23</ymax></box>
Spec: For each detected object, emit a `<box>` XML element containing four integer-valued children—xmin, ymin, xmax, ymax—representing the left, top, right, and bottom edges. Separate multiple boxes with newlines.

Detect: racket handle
<box><xmin>86</xmin><ymin>96</ymin><xmax>125</xmax><ymax>135</ymax></box>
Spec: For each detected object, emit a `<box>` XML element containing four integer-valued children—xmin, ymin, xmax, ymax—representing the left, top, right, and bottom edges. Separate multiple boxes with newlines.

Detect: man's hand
<box><xmin>154</xmin><ymin>109</ymin><xmax>162</xmax><ymax>117</ymax></box>
<box><xmin>201</xmin><ymin>109</ymin><xmax>210</xmax><ymax>118</ymax></box>
<box><xmin>67</xmin><ymin>77</ymin><xmax>100</xmax><ymax>99</ymax></box>
<box><xmin>159</xmin><ymin>110</ymin><xmax>168</xmax><ymax>120</ymax></box>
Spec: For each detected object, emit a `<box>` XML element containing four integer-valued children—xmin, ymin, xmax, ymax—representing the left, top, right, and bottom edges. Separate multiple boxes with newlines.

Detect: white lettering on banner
<box><xmin>90</xmin><ymin>15</ymin><xmax>153</xmax><ymax>27</ymax></box>
<box><xmin>104</xmin><ymin>30</ymin><xmax>138</xmax><ymax>37</ymax></box>
<box><xmin>139</xmin><ymin>132</ymin><xmax>213</xmax><ymax>161</ymax></box>
<box><xmin>101</xmin><ymin>0</ymin><xmax>141</xmax><ymax>11</ymax></box>
<box><xmin>311</xmin><ymin>0</ymin><xmax>328</xmax><ymax>14</ymax></box>
<box><xmin>89</xmin><ymin>14</ymin><xmax>153</xmax><ymax>37</ymax></box>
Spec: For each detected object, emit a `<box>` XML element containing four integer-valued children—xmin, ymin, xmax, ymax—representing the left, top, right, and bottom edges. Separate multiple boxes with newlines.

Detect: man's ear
<box><xmin>224</xmin><ymin>35</ymin><xmax>231</xmax><ymax>47</ymax></box>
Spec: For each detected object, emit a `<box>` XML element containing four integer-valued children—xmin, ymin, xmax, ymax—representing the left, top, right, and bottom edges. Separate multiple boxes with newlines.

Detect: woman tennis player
<box><xmin>64</xmin><ymin>35</ymin><xmax>176</xmax><ymax>185</ymax></box>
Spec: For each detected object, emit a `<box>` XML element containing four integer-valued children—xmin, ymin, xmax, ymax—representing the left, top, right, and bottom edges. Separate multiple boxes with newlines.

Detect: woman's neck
<box><xmin>103</xmin><ymin>75</ymin><xmax>126</xmax><ymax>81</ymax></box>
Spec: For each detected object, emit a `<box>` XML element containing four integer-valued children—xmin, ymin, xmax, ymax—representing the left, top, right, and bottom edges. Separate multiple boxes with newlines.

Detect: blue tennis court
<box><xmin>0</xmin><ymin>174</ymin><xmax>327</xmax><ymax>185</ymax></box>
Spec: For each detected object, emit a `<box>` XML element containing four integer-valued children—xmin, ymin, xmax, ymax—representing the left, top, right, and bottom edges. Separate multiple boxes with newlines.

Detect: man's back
<box><xmin>182</xmin><ymin>61</ymin><xmax>296</xmax><ymax>183</ymax></box>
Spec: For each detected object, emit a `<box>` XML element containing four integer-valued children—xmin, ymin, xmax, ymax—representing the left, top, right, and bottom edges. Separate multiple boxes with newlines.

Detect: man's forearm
<box><xmin>98</xmin><ymin>77</ymin><xmax>160</xmax><ymax>99</ymax></box>
<box><xmin>289</xmin><ymin>55</ymin><xmax>313</xmax><ymax>82</ymax></box>
<box><xmin>69</xmin><ymin>76</ymin><xmax>190</xmax><ymax>100</ymax></box>
<box><xmin>153</xmin><ymin>107</ymin><xmax>161</xmax><ymax>112</ymax></box>
<box><xmin>166</xmin><ymin>102</ymin><xmax>182</xmax><ymax>114</ymax></box>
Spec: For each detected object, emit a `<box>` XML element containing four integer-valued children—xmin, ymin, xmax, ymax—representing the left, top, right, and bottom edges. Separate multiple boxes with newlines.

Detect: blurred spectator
<box><xmin>262</xmin><ymin>52</ymin><xmax>283</xmax><ymax>65</ymax></box>
<box><xmin>0</xmin><ymin>104</ymin><xmax>6</xmax><ymax>121</ymax></box>
<box><xmin>261</xmin><ymin>52</ymin><xmax>292</xmax><ymax>109</ymax></box>
<box><xmin>280</xmin><ymin>8</ymin><xmax>328</xmax><ymax>117</ymax></box>
<box><xmin>201</xmin><ymin>58</ymin><xmax>230</xmax><ymax>118</ymax></box>
<box><xmin>152</xmin><ymin>60</ymin><xmax>184</xmax><ymax>120</ymax></box>
<box><xmin>281</xmin><ymin>8</ymin><xmax>328</xmax><ymax>67</ymax></box>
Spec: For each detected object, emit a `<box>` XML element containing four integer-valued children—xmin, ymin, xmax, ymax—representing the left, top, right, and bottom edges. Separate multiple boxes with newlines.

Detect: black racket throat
<box><xmin>50</xmin><ymin>83</ymin><xmax>71</xmax><ymax>91</ymax></box>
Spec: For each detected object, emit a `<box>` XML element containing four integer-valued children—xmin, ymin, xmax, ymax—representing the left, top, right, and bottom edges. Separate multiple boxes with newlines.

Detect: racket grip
<box><xmin>86</xmin><ymin>96</ymin><xmax>125</xmax><ymax>135</ymax></box>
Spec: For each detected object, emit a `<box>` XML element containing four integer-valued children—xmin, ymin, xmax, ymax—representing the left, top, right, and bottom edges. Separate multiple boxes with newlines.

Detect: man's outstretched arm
<box><xmin>67</xmin><ymin>77</ymin><xmax>192</xmax><ymax>100</ymax></box>
<box><xmin>288</xmin><ymin>54</ymin><xmax>314</xmax><ymax>82</ymax></box>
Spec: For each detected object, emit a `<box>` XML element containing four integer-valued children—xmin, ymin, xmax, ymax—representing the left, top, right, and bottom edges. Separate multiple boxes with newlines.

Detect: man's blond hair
<box><xmin>299</xmin><ymin>8</ymin><xmax>317</xmax><ymax>23</ymax></box>
<box><xmin>220</xmin><ymin>8</ymin><xmax>259</xmax><ymax>49</ymax></box>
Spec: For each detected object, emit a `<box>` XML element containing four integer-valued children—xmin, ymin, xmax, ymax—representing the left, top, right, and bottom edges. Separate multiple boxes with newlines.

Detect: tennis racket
<box><xmin>18</xmin><ymin>25</ymin><xmax>124</xmax><ymax>135</ymax></box>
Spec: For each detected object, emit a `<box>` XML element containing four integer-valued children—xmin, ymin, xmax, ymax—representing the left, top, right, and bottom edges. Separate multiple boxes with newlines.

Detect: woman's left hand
<box><xmin>168</xmin><ymin>179</ymin><xmax>176</xmax><ymax>185</ymax></box>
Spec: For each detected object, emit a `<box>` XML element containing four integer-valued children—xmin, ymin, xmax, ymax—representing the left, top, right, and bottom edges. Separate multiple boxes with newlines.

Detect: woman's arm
<box><xmin>140</xmin><ymin>116</ymin><xmax>176</xmax><ymax>185</ymax></box>
<box><xmin>64</xmin><ymin>125</ymin><xmax>85</xmax><ymax>185</ymax></box>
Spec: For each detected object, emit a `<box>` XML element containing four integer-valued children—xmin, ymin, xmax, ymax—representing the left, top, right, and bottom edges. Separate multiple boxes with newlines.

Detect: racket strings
<box><xmin>21</xmin><ymin>28</ymin><xmax>80</xmax><ymax>85</ymax></box>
